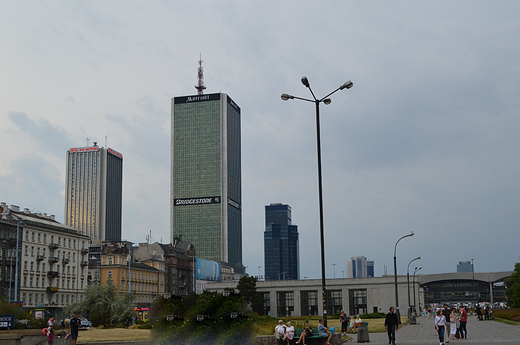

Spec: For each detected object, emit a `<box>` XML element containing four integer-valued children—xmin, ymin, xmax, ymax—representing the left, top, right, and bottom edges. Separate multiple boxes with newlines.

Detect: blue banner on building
<box><xmin>196</xmin><ymin>258</ymin><xmax>221</xmax><ymax>282</ymax></box>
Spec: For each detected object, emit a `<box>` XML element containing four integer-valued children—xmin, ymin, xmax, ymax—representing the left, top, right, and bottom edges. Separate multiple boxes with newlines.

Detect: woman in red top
<box><xmin>459</xmin><ymin>306</ymin><xmax>468</xmax><ymax>339</ymax></box>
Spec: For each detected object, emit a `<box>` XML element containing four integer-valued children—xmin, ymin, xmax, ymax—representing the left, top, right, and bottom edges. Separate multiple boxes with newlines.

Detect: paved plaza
<box><xmin>351</xmin><ymin>316</ymin><xmax>520</xmax><ymax>344</ymax></box>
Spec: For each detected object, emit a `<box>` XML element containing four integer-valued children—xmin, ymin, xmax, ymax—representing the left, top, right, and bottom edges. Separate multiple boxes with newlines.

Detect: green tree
<box><xmin>236</xmin><ymin>276</ymin><xmax>264</xmax><ymax>314</ymax></box>
<box><xmin>505</xmin><ymin>262</ymin><xmax>520</xmax><ymax>308</ymax></box>
<box><xmin>64</xmin><ymin>281</ymin><xmax>134</xmax><ymax>326</ymax></box>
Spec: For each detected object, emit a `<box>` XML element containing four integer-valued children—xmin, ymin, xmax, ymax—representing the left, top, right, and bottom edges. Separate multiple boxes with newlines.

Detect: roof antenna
<box><xmin>86</xmin><ymin>136</ymin><xmax>90</xmax><ymax>147</ymax></box>
<box><xmin>194</xmin><ymin>54</ymin><xmax>206</xmax><ymax>95</ymax></box>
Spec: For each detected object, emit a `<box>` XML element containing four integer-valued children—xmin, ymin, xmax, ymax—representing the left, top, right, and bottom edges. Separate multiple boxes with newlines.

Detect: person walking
<box><xmin>385</xmin><ymin>307</ymin><xmax>399</xmax><ymax>345</ymax></box>
<box><xmin>435</xmin><ymin>308</ymin><xmax>446</xmax><ymax>345</ymax></box>
<box><xmin>459</xmin><ymin>306</ymin><xmax>468</xmax><ymax>339</ymax></box>
<box><xmin>442</xmin><ymin>304</ymin><xmax>451</xmax><ymax>343</ymax></box>
<box><xmin>68</xmin><ymin>313</ymin><xmax>81</xmax><ymax>345</ymax></box>
<box><xmin>340</xmin><ymin>311</ymin><xmax>349</xmax><ymax>335</ymax></box>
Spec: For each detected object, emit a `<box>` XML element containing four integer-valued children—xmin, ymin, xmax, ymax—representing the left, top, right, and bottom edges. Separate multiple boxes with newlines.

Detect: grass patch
<box><xmin>492</xmin><ymin>308</ymin><xmax>520</xmax><ymax>321</ymax></box>
<box><xmin>493</xmin><ymin>317</ymin><xmax>520</xmax><ymax>326</ymax></box>
<box><xmin>76</xmin><ymin>328</ymin><xmax>151</xmax><ymax>343</ymax></box>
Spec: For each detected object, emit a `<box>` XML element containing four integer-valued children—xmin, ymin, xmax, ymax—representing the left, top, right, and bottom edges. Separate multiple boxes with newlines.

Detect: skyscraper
<box><xmin>170</xmin><ymin>92</ymin><xmax>242</xmax><ymax>272</ymax></box>
<box><xmin>347</xmin><ymin>256</ymin><xmax>374</xmax><ymax>278</ymax></box>
<box><xmin>264</xmin><ymin>203</ymin><xmax>299</xmax><ymax>280</ymax></box>
<box><xmin>64</xmin><ymin>144</ymin><xmax>123</xmax><ymax>242</ymax></box>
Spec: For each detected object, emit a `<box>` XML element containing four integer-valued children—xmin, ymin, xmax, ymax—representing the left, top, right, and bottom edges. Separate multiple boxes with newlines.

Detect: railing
<box><xmin>47</xmin><ymin>271</ymin><xmax>60</xmax><ymax>278</ymax></box>
<box><xmin>48</xmin><ymin>242</ymin><xmax>59</xmax><ymax>249</ymax></box>
<box><xmin>48</xmin><ymin>256</ymin><xmax>59</xmax><ymax>263</ymax></box>
<box><xmin>36</xmin><ymin>254</ymin><xmax>45</xmax><ymax>261</ymax></box>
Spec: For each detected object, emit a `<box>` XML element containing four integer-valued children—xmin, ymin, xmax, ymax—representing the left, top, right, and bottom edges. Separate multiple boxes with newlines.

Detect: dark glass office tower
<box><xmin>64</xmin><ymin>145</ymin><xmax>123</xmax><ymax>241</ymax></box>
<box><xmin>264</xmin><ymin>203</ymin><xmax>299</xmax><ymax>280</ymax></box>
<box><xmin>171</xmin><ymin>93</ymin><xmax>242</xmax><ymax>272</ymax></box>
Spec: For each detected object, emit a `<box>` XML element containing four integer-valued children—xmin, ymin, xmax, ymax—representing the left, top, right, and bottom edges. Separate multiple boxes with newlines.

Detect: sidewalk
<box><xmin>351</xmin><ymin>316</ymin><xmax>520</xmax><ymax>344</ymax></box>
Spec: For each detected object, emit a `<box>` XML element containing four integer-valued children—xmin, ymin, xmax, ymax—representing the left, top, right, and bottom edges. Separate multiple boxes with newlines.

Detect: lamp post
<box><xmin>332</xmin><ymin>264</ymin><xmax>336</xmax><ymax>279</ymax></box>
<box><xmin>282</xmin><ymin>77</ymin><xmax>353</xmax><ymax>327</ymax></box>
<box><xmin>472</xmin><ymin>258</ymin><xmax>475</xmax><ymax>306</ymax></box>
<box><xmin>407</xmin><ymin>256</ymin><xmax>421</xmax><ymax>316</ymax></box>
<box><xmin>413</xmin><ymin>267</ymin><xmax>422</xmax><ymax>316</ymax></box>
<box><xmin>393</xmin><ymin>232</ymin><xmax>414</xmax><ymax>324</ymax></box>
<box><xmin>14</xmin><ymin>219</ymin><xmax>24</xmax><ymax>302</ymax></box>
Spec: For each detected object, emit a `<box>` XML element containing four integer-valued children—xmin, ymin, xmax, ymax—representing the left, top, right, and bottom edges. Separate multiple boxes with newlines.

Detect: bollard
<box><xmin>357</xmin><ymin>322</ymin><xmax>370</xmax><ymax>343</ymax></box>
<box><xmin>410</xmin><ymin>315</ymin><xmax>417</xmax><ymax>324</ymax></box>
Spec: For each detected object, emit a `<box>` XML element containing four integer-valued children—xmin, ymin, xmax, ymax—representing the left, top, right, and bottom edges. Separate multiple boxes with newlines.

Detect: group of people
<box><xmin>44</xmin><ymin>313</ymin><xmax>81</xmax><ymax>345</ymax></box>
<box><xmin>434</xmin><ymin>304</ymin><xmax>468</xmax><ymax>345</ymax></box>
<box><xmin>274</xmin><ymin>319</ymin><xmax>333</xmax><ymax>345</ymax></box>
<box><xmin>476</xmin><ymin>304</ymin><xmax>493</xmax><ymax>320</ymax></box>
<box><xmin>339</xmin><ymin>311</ymin><xmax>364</xmax><ymax>335</ymax></box>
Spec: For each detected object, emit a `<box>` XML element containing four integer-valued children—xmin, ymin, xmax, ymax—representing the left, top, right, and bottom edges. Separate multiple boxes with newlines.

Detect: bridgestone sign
<box><xmin>174</xmin><ymin>196</ymin><xmax>221</xmax><ymax>206</ymax></box>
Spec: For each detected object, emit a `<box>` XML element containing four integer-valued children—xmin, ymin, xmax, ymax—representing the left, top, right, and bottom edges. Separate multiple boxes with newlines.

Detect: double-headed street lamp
<box><xmin>394</xmin><ymin>232</ymin><xmax>414</xmax><ymax>323</ymax></box>
<box><xmin>413</xmin><ymin>266</ymin><xmax>422</xmax><ymax>315</ymax></box>
<box><xmin>407</xmin><ymin>256</ymin><xmax>421</xmax><ymax>316</ymax></box>
<box><xmin>282</xmin><ymin>76</ymin><xmax>353</xmax><ymax>327</ymax></box>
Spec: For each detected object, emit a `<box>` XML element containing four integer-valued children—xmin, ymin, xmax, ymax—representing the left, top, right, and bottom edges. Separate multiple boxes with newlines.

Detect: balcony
<box><xmin>80</xmin><ymin>261</ymin><xmax>88</xmax><ymax>267</ymax></box>
<box><xmin>48</xmin><ymin>242</ymin><xmax>59</xmax><ymax>249</ymax></box>
<box><xmin>37</xmin><ymin>254</ymin><xmax>45</xmax><ymax>261</ymax></box>
<box><xmin>48</xmin><ymin>256</ymin><xmax>59</xmax><ymax>263</ymax></box>
<box><xmin>62</xmin><ymin>258</ymin><xmax>70</xmax><ymax>265</ymax></box>
<box><xmin>47</xmin><ymin>271</ymin><xmax>60</xmax><ymax>278</ymax></box>
<box><xmin>81</xmin><ymin>248</ymin><xmax>89</xmax><ymax>254</ymax></box>
<box><xmin>47</xmin><ymin>286</ymin><xmax>59</xmax><ymax>293</ymax></box>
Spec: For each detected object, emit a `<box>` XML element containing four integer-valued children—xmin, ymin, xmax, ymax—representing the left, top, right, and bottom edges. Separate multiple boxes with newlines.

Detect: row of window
<box><xmin>25</xmin><ymin>231</ymin><xmax>86</xmax><ymax>249</ymax></box>
<box><xmin>22</xmin><ymin>276</ymin><xmax>82</xmax><ymax>289</ymax></box>
<box><xmin>23</xmin><ymin>260</ymin><xmax>85</xmax><ymax>275</ymax></box>
<box><xmin>22</xmin><ymin>292</ymin><xmax>83</xmax><ymax>306</ymax></box>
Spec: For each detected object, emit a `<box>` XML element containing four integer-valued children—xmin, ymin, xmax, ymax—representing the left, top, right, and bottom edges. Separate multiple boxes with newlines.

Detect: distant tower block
<box><xmin>194</xmin><ymin>54</ymin><xmax>207</xmax><ymax>95</ymax></box>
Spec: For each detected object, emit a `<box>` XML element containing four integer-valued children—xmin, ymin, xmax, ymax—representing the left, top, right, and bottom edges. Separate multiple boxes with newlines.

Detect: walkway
<box><xmin>351</xmin><ymin>316</ymin><xmax>520</xmax><ymax>344</ymax></box>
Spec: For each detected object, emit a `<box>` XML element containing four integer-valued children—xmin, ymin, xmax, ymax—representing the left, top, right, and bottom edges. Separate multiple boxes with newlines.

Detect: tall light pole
<box><xmin>282</xmin><ymin>77</ymin><xmax>353</xmax><ymax>327</ymax></box>
<box><xmin>14</xmin><ymin>219</ymin><xmax>24</xmax><ymax>302</ymax></box>
<box><xmin>472</xmin><ymin>258</ymin><xmax>475</xmax><ymax>306</ymax></box>
<box><xmin>394</xmin><ymin>232</ymin><xmax>414</xmax><ymax>324</ymax></box>
<box><xmin>332</xmin><ymin>264</ymin><xmax>336</xmax><ymax>279</ymax></box>
<box><xmin>407</xmin><ymin>256</ymin><xmax>421</xmax><ymax>316</ymax></box>
<box><xmin>413</xmin><ymin>267</ymin><xmax>422</xmax><ymax>315</ymax></box>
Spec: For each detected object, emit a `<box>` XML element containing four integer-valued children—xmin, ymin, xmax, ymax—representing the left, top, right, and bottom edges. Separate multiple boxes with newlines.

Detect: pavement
<box><xmin>350</xmin><ymin>316</ymin><xmax>520</xmax><ymax>344</ymax></box>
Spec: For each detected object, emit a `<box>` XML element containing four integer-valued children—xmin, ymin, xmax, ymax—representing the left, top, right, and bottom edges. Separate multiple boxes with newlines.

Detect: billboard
<box><xmin>196</xmin><ymin>258</ymin><xmax>221</xmax><ymax>282</ymax></box>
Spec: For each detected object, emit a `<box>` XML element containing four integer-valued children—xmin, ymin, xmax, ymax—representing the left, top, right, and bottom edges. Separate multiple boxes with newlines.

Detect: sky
<box><xmin>1</xmin><ymin>1</ymin><xmax>519</xmax><ymax>279</ymax></box>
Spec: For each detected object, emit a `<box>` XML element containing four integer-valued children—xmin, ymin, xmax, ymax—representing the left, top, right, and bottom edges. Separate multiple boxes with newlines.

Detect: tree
<box><xmin>64</xmin><ymin>280</ymin><xmax>134</xmax><ymax>326</ymax></box>
<box><xmin>505</xmin><ymin>262</ymin><xmax>520</xmax><ymax>308</ymax></box>
<box><xmin>236</xmin><ymin>276</ymin><xmax>264</xmax><ymax>314</ymax></box>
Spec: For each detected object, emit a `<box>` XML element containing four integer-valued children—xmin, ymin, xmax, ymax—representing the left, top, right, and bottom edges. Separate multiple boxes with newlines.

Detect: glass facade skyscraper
<box><xmin>347</xmin><ymin>256</ymin><xmax>375</xmax><ymax>278</ymax></box>
<box><xmin>171</xmin><ymin>93</ymin><xmax>242</xmax><ymax>271</ymax></box>
<box><xmin>264</xmin><ymin>203</ymin><xmax>299</xmax><ymax>280</ymax></box>
<box><xmin>64</xmin><ymin>145</ymin><xmax>123</xmax><ymax>241</ymax></box>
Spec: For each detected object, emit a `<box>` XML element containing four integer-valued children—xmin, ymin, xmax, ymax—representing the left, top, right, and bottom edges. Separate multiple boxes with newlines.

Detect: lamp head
<box><xmin>340</xmin><ymin>80</ymin><xmax>354</xmax><ymax>90</ymax></box>
<box><xmin>323</xmin><ymin>98</ymin><xmax>331</xmax><ymax>105</ymax></box>
<box><xmin>281</xmin><ymin>93</ymin><xmax>293</xmax><ymax>101</ymax></box>
<box><xmin>301</xmin><ymin>76</ymin><xmax>310</xmax><ymax>88</ymax></box>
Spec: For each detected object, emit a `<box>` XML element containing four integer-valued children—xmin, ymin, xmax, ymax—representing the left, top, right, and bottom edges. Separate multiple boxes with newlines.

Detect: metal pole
<box><xmin>407</xmin><ymin>271</ymin><xmax>410</xmax><ymax>316</ymax></box>
<box><xmin>472</xmin><ymin>258</ymin><xmax>475</xmax><ymax>306</ymax></box>
<box><xmin>9</xmin><ymin>249</ymin><xmax>13</xmax><ymax>302</ymax></box>
<box><xmin>315</xmin><ymin>100</ymin><xmax>328</xmax><ymax>327</ymax></box>
<box><xmin>393</xmin><ymin>232</ymin><xmax>414</xmax><ymax>325</ymax></box>
<box><xmin>128</xmin><ymin>243</ymin><xmax>131</xmax><ymax>292</ymax></box>
<box><xmin>14</xmin><ymin>220</ymin><xmax>21</xmax><ymax>302</ymax></box>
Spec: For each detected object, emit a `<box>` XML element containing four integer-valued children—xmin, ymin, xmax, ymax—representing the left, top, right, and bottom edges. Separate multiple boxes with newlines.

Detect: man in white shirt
<box><xmin>275</xmin><ymin>320</ymin><xmax>286</xmax><ymax>345</ymax></box>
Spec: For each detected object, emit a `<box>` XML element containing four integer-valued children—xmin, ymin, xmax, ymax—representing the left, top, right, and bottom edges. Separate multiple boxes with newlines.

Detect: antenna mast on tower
<box><xmin>194</xmin><ymin>54</ymin><xmax>206</xmax><ymax>95</ymax></box>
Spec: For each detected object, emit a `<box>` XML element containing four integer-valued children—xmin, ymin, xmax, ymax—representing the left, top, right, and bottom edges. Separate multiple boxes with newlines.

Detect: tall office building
<box><xmin>170</xmin><ymin>91</ymin><xmax>242</xmax><ymax>271</ymax></box>
<box><xmin>457</xmin><ymin>261</ymin><xmax>473</xmax><ymax>273</ymax></box>
<box><xmin>347</xmin><ymin>256</ymin><xmax>374</xmax><ymax>278</ymax></box>
<box><xmin>64</xmin><ymin>144</ymin><xmax>123</xmax><ymax>242</ymax></box>
<box><xmin>264</xmin><ymin>203</ymin><xmax>299</xmax><ymax>280</ymax></box>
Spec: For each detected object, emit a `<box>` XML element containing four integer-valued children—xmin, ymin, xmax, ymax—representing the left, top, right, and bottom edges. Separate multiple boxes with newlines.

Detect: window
<box><xmin>30</xmin><ymin>277</ymin><xmax>33</xmax><ymax>287</ymax></box>
<box><xmin>31</xmin><ymin>246</ymin><xmax>34</xmax><ymax>256</ymax></box>
<box><xmin>30</xmin><ymin>262</ymin><xmax>33</xmax><ymax>271</ymax></box>
<box><xmin>36</xmin><ymin>277</ymin><xmax>40</xmax><ymax>287</ymax></box>
<box><xmin>349</xmin><ymin>289</ymin><xmax>367</xmax><ymax>316</ymax></box>
<box><xmin>43</xmin><ymin>234</ymin><xmax>46</xmax><ymax>243</ymax></box>
<box><xmin>25</xmin><ymin>231</ymin><xmax>29</xmax><ymax>241</ymax></box>
<box><xmin>107</xmin><ymin>271</ymin><xmax>113</xmax><ymax>278</ymax></box>
<box><xmin>24</xmin><ymin>245</ymin><xmax>28</xmax><ymax>255</ymax></box>
<box><xmin>73</xmin><ymin>240</ymin><xmax>76</xmax><ymax>248</ymax></box>
<box><xmin>327</xmin><ymin>290</ymin><xmax>343</xmax><ymax>315</ymax></box>
<box><xmin>301</xmin><ymin>291</ymin><xmax>319</xmax><ymax>316</ymax></box>
<box><xmin>23</xmin><ymin>277</ymin><xmax>27</xmax><ymax>286</ymax></box>
<box><xmin>32</xmin><ymin>232</ymin><xmax>34</xmax><ymax>241</ymax></box>
<box><xmin>73</xmin><ymin>267</ymin><xmax>75</xmax><ymax>274</ymax></box>
<box><xmin>29</xmin><ymin>293</ymin><xmax>32</xmax><ymax>304</ymax></box>
<box><xmin>122</xmin><ymin>271</ymin><xmax>125</xmax><ymax>278</ymax></box>
<box><xmin>58</xmin><ymin>237</ymin><xmax>61</xmax><ymax>245</ymax></box>
<box><xmin>73</xmin><ymin>253</ymin><xmax>75</xmax><ymax>261</ymax></box>
<box><xmin>38</xmin><ymin>233</ymin><xmax>41</xmax><ymax>242</ymax></box>
<box><xmin>277</xmin><ymin>291</ymin><xmax>294</xmax><ymax>317</ymax></box>
<box><xmin>68</xmin><ymin>239</ymin><xmax>71</xmax><ymax>248</ymax></box>
<box><xmin>24</xmin><ymin>261</ymin><xmax>27</xmax><ymax>270</ymax></box>
<box><xmin>36</xmin><ymin>262</ymin><xmax>40</xmax><ymax>271</ymax></box>
<box><xmin>42</xmin><ymin>263</ymin><xmax>45</xmax><ymax>271</ymax></box>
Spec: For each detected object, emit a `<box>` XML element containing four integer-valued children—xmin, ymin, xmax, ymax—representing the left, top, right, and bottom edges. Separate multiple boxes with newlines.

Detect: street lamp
<box><xmin>282</xmin><ymin>76</ymin><xmax>353</xmax><ymax>327</ymax></box>
<box><xmin>407</xmin><ymin>256</ymin><xmax>421</xmax><ymax>316</ymax></box>
<box><xmin>332</xmin><ymin>264</ymin><xmax>336</xmax><ymax>279</ymax></box>
<box><xmin>472</xmin><ymin>258</ymin><xmax>476</xmax><ymax>306</ymax></box>
<box><xmin>413</xmin><ymin>267</ymin><xmax>422</xmax><ymax>315</ymax></box>
<box><xmin>393</xmin><ymin>232</ymin><xmax>414</xmax><ymax>324</ymax></box>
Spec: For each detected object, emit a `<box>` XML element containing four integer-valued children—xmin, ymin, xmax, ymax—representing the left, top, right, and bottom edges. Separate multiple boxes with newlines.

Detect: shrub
<box><xmin>360</xmin><ymin>312</ymin><xmax>386</xmax><ymax>319</ymax></box>
<box><xmin>493</xmin><ymin>308</ymin><xmax>520</xmax><ymax>320</ymax></box>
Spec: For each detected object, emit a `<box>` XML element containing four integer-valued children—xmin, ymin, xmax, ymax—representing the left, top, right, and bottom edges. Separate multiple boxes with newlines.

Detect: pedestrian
<box><xmin>47</xmin><ymin>326</ymin><xmax>54</xmax><ymax>345</ymax></box>
<box><xmin>68</xmin><ymin>312</ymin><xmax>81</xmax><ymax>345</ymax></box>
<box><xmin>385</xmin><ymin>307</ymin><xmax>399</xmax><ymax>345</ymax></box>
<box><xmin>340</xmin><ymin>311</ymin><xmax>349</xmax><ymax>335</ymax></box>
<box><xmin>450</xmin><ymin>308</ymin><xmax>457</xmax><ymax>340</ymax></box>
<box><xmin>459</xmin><ymin>306</ymin><xmax>468</xmax><ymax>339</ymax></box>
<box><xmin>435</xmin><ymin>309</ymin><xmax>446</xmax><ymax>345</ymax></box>
<box><xmin>442</xmin><ymin>304</ymin><xmax>451</xmax><ymax>343</ymax></box>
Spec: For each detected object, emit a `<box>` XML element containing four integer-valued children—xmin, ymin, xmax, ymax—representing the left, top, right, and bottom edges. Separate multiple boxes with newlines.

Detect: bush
<box><xmin>493</xmin><ymin>308</ymin><xmax>520</xmax><ymax>320</ymax></box>
<box><xmin>360</xmin><ymin>312</ymin><xmax>386</xmax><ymax>319</ymax></box>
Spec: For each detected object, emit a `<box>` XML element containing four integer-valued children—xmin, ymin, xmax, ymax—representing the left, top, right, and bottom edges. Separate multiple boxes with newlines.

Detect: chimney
<box><xmin>10</xmin><ymin>205</ymin><xmax>20</xmax><ymax>212</ymax></box>
<box><xmin>50</xmin><ymin>215</ymin><xmax>55</xmax><ymax>221</ymax></box>
<box><xmin>24</xmin><ymin>208</ymin><xmax>30</xmax><ymax>214</ymax></box>
<box><xmin>43</xmin><ymin>213</ymin><xmax>47</xmax><ymax>218</ymax></box>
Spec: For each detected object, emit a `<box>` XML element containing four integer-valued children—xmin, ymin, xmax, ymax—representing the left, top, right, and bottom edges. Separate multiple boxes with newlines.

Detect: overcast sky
<box><xmin>1</xmin><ymin>1</ymin><xmax>519</xmax><ymax>279</ymax></box>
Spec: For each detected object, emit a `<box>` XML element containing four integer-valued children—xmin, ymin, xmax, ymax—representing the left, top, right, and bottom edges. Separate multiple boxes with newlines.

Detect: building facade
<box><xmin>347</xmin><ymin>256</ymin><xmax>374</xmax><ymax>278</ymax></box>
<box><xmin>0</xmin><ymin>208</ymin><xmax>22</xmax><ymax>302</ymax></box>
<box><xmin>64</xmin><ymin>144</ymin><xmax>123</xmax><ymax>242</ymax></box>
<box><xmin>1</xmin><ymin>203</ymin><xmax>90</xmax><ymax>315</ymax></box>
<box><xmin>457</xmin><ymin>261</ymin><xmax>473</xmax><ymax>273</ymax></box>
<box><xmin>171</xmin><ymin>92</ymin><xmax>243</xmax><ymax>272</ymax></box>
<box><xmin>264</xmin><ymin>203</ymin><xmax>299</xmax><ymax>281</ymax></box>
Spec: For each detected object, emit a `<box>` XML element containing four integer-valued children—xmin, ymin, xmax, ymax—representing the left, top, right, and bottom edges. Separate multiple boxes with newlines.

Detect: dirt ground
<box><xmin>75</xmin><ymin>328</ymin><xmax>151</xmax><ymax>343</ymax></box>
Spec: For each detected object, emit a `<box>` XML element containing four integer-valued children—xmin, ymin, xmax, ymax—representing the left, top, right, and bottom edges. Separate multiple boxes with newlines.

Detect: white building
<box><xmin>1</xmin><ymin>203</ymin><xmax>90</xmax><ymax>313</ymax></box>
